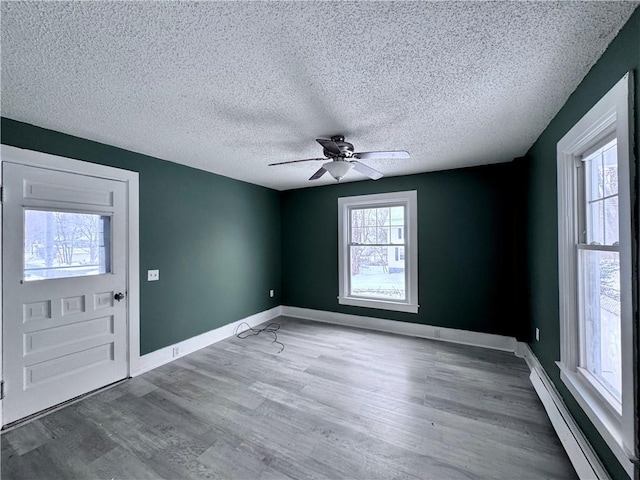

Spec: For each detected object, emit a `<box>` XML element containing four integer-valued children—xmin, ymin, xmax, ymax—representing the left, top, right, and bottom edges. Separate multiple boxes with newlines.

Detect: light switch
<box><xmin>148</xmin><ymin>269</ymin><xmax>159</xmax><ymax>281</ymax></box>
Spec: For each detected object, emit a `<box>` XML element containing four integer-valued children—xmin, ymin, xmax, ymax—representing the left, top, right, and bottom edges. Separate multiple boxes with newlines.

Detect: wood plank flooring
<box><xmin>2</xmin><ymin>317</ymin><xmax>577</xmax><ymax>479</ymax></box>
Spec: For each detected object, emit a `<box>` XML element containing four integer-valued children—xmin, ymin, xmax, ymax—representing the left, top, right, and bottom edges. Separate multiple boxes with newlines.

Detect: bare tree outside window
<box><xmin>24</xmin><ymin>210</ymin><xmax>111</xmax><ymax>281</ymax></box>
<box><xmin>349</xmin><ymin>206</ymin><xmax>405</xmax><ymax>300</ymax></box>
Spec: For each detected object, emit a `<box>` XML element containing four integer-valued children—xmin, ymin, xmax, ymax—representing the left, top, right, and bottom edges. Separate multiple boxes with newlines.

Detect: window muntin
<box><xmin>338</xmin><ymin>191</ymin><xmax>418</xmax><ymax>313</ymax></box>
<box><xmin>24</xmin><ymin>210</ymin><xmax>112</xmax><ymax>281</ymax></box>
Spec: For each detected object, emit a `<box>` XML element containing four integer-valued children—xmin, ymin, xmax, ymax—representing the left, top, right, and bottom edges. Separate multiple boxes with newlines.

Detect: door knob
<box><xmin>114</xmin><ymin>292</ymin><xmax>125</xmax><ymax>302</ymax></box>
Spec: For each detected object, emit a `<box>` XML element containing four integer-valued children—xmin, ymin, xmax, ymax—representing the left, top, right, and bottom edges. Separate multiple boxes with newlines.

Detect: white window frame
<box><xmin>556</xmin><ymin>73</ymin><xmax>635</xmax><ymax>477</ymax></box>
<box><xmin>338</xmin><ymin>190</ymin><xmax>418</xmax><ymax>314</ymax></box>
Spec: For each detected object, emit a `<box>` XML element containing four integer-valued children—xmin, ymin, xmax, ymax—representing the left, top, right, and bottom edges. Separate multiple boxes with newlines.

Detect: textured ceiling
<box><xmin>1</xmin><ymin>2</ymin><xmax>637</xmax><ymax>191</ymax></box>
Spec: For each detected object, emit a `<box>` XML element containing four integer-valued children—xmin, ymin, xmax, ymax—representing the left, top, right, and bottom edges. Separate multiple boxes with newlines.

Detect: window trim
<box><xmin>338</xmin><ymin>191</ymin><xmax>418</xmax><ymax>314</ymax></box>
<box><xmin>556</xmin><ymin>72</ymin><xmax>635</xmax><ymax>477</ymax></box>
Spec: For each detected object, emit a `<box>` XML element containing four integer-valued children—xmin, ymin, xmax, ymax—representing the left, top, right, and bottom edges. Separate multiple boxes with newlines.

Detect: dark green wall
<box><xmin>281</xmin><ymin>162</ymin><xmax>527</xmax><ymax>340</ymax></box>
<box><xmin>2</xmin><ymin>8</ymin><xmax>638</xmax><ymax>475</ymax></box>
<box><xmin>1</xmin><ymin>118</ymin><xmax>282</xmax><ymax>355</ymax></box>
<box><xmin>524</xmin><ymin>8</ymin><xmax>639</xmax><ymax>480</ymax></box>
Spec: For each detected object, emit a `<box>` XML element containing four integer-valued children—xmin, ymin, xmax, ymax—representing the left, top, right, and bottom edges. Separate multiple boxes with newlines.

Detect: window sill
<box><xmin>338</xmin><ymin>296</ymin><xmax>419</xmax><ymax>314</ymax></box>
<box><xmin>556</xmin><ymin>362</ymin><xmax>634</xmax><ymax>477</ymax></box>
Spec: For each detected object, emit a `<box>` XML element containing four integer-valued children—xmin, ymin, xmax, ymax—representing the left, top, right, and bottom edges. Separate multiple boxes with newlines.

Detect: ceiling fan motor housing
<box><xmin>324</xmin><ymin>135</ymin><xmax>355</xmax><ymax>158</ymax></box>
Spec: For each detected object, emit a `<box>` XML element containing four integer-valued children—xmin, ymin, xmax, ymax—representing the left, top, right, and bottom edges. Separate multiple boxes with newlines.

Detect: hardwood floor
<box><xmin>2</xmin><ymin>317</ymin><xmax>577</xmax><ymax>479</ymax></box>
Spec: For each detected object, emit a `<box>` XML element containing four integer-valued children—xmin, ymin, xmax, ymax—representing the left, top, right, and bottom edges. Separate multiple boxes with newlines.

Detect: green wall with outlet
<box><xmin>1</xmin><ymin>118</ymin><xmax>282</xmax><ymax>355</ymax></box>
<box><xmin>524</xmin><ymin>8</ymin><xmax>640</xmax><ymax>479</ymax></box>
<box><xmin>280</xmin><ymin>162</ymin><xmax>527</xmax><ymax>341</ymax></box>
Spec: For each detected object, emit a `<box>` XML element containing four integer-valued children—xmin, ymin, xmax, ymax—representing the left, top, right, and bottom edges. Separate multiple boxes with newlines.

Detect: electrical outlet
<box><xmin>269</xmin><ymin>289</ymin><xmax>274</xmax><ymax>298</ymax></box>
<box><xmin>535</xmin><ymin>328</ymin><xmax>540</xmax><ymax>341</ymax></box>
<box><xmin>172</xmin><ymin>346</ymin><xmax>180</xmax><ymax>357</ymax></box>
<box><xmin>148</xmin><ymin>269</ymin><xmax>159</xmax><ymax>281</ymax></box>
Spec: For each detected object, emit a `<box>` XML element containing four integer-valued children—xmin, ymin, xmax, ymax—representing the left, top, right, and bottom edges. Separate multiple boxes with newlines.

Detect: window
<box><xmin>338</xmin><ymin>191</ymin><xmax>418</xmax><ymax>313</ymax></box>
<box><xmin>578</xmin><ymin>138</ymin><xmax>621</xmax><ymax>403</ymax></box>
<box><xmin>24</xmin><ymin>210</ymin><xmax>112</xmax><ymax>281</ymax></box>
<box><xmin>557</xmin><ymin>73</ymin><xmax>634</xmax><ymax>476</ymax></box>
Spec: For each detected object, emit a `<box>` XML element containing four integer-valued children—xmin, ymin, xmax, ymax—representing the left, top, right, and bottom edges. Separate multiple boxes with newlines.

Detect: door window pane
<box><xmin>580</xmin><ymin>249</ymin><xmax>621</xmax><ymax>401</ymax></box>
<box><xmin>24</xmin><ymin>210</ymin><xmax>112</xmax><ymax>281</ymax></box>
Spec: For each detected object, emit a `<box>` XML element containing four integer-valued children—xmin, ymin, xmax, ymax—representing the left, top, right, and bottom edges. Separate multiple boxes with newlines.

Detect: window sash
<box><xmin>576</xmin><ymin>134</ymin><xmax>622</xmax><ymax>404</ymax></box>
<box><xmin>347</xmin><ymin>203</ymin><xmax>408</xmax><ymax>302</ymax></box>
<box><xmin>348</xmin><ymin>205</ymin><xmax>406</xmax><ymax>246</ymax></box>
<box><xmin>576</xmin><ymin>247</ymin><xmax>621</xmax><ymax>402</ymax></box>
<box><xmin>347</xmin><ymin>260</ymin><xmax>407</xmax><ymax>301</ymax></box>
<box><xmin>579</xmin><ymin>137</ymin><xmax>619</xmax><ymax>247</ymax></box>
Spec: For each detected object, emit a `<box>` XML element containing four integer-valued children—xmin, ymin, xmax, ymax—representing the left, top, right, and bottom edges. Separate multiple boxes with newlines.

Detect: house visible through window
<box><xmin>338</xmin><ymin>191</ymin><xmax>418</xmax><ymax>313</ymax></box>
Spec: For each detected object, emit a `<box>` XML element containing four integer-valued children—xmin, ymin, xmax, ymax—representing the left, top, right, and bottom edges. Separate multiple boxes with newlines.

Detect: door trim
<box><xmin>0</xmin><ymin>144</ymin><xmax>140</xmax><ymax>427</ymax></box>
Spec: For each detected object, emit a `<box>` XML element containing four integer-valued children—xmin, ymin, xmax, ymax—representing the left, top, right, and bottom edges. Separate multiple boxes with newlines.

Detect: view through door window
<box><xmin>24</xmin><ymin>210</ymin><xmax>112</xmax><ymax>281</ymax></box>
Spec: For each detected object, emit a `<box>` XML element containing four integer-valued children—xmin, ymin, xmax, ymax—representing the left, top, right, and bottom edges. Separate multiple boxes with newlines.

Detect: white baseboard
<box><xmin>281</xmin><ymin>306</ymin><xmax>519</xmax><ymax>353</ymax></box>
<box><xmin>133</xmin><ymin>306</ymin><xmax>282</xmax><ymax>376</ymax></box>
<box><xmin>520</xmin><ymin>344</ymin><xmax>610</xmax><ymax>480</ymax></box>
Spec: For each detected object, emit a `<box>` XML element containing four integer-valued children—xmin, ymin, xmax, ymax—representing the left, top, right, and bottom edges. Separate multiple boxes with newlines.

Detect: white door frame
<box><xmin>0</xmin><ymin>144</ymin><xmax>140</xmax><ymax>427</ymax></box>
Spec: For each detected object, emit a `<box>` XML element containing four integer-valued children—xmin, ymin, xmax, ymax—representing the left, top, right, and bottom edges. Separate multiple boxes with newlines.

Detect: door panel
<box><xmin>2</xmin><ymin>162</ymin><xmax>128</xmax><ymax>424</ymax></box>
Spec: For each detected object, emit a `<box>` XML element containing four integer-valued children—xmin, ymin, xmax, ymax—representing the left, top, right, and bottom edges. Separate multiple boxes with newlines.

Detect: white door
<box><xmin>2</xmin><ymin>162</ymin><xmax>128</xmax><ymax>424</ymax></box>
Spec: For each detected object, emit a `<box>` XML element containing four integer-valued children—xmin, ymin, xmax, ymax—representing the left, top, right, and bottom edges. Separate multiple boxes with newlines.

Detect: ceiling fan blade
<box><xmin>309</xmin><ymin>167</ymin><xmax>327</xmax><ymax>180</ymax></box>
<box><xmin>268</xmin><ymin>158</ymin><xmax>325</xmax><ymax>166</ymax></box>
<box><xmin>316</xmin><ymin>138</ymin><xmax>342</xmax><ymax>156</ymax></box>
<box><xmin>351</xmin><ymin>160</ymin><xmax>383</xmax><ymax>180</ymax></box>
<box><xmin>353</xmin><ymin>150</ymin><xmax>410</xmax><ymax>160</ymax></box>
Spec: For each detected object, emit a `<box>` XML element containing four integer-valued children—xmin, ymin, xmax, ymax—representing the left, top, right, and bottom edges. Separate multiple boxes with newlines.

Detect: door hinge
<box><xmin>0</xmin><ymin>185</ymin><xmax>4</xmax><ymax>203</ymax></box>
<box><xmin>1</xmin><ymin>381</ymin><xmax>5</xmax><ymax>400</ymax></box>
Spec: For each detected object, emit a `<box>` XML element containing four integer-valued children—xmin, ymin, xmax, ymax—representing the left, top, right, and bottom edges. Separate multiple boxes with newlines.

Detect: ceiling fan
<box><xmin>268</xmin><ymin>135</ymin><xmax>410</xmax><ymax>182</ymax></box>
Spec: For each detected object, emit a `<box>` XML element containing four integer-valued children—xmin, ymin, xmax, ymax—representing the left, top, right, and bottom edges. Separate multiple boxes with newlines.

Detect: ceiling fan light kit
<box><xmin>322</xmin><ymin>160</ymin><xmax>353</xmax><ymax>182</ymax></box>
<box><xmin>268</xmin><ymin>135</ymin><xmax>409</xmax><ymax>183</ymax></box>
